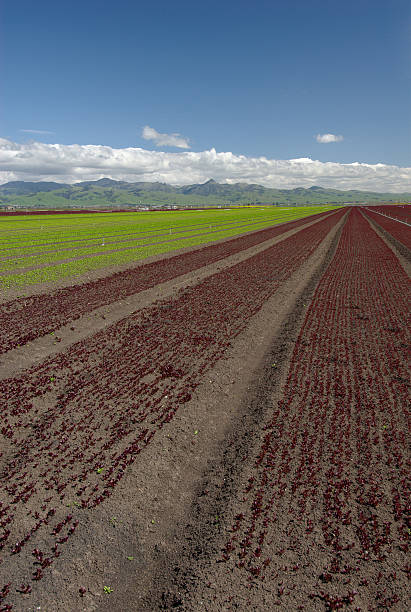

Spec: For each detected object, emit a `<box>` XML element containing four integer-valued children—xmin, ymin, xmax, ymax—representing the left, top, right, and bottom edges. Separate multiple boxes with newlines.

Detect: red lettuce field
<box><xmin>362</xmin><ymin>207</ymin><xmax>411</xmax><ymax>251</ymax></box>
<box><xmin>211</xmin><ymin>208</ymin><xmax>410</xmax><ymax>609</ymax></box>
<box><xmin>0</xmin><ymin>206</ymin><xmax>409</xmax><ymax>611</ymax></box>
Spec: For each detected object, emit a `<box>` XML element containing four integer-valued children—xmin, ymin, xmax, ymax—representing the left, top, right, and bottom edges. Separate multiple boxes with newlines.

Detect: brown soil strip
<box><xmin>0</xmin><ymin>213</ymin><xmax>337</xmax><ymax>380</ymax></box>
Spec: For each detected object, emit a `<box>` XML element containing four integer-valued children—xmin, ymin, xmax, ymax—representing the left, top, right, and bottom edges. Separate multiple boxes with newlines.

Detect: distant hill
<box><xmin>0</xmin><ymin>181</ymin><xmax>67</xmax><ymax>195</ymax></box>
<box><xmin>0</xmin><ymin>178</ymin><xmax>410</xmax><ymax>209</ymax></box>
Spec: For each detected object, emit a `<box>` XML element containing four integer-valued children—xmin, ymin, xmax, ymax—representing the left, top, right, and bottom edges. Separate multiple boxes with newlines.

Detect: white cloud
<box><xmin>142</xmin><ymin>125</ymin><xmax>190</xmax><ymax>149</ymax></box>
<box><xmin>316</xmin><ymin>133</ymin><xmax>344</xmax><ymax>143</ymax></box>
<box><xmin>0</xmin><ymin>138</ymin><xmax>410</xmax><ymax>192</ymax></box>
<box><xmin>20</xmin><ymin>129</ymin><xmax>55</xmax><ymax>135</ymax></box>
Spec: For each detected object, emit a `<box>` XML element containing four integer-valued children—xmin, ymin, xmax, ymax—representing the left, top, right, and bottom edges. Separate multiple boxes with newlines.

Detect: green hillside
<box><xmin>1</xmin><ymin>178</ymin><xmax>410</xmax><ymax>210</ymax></box>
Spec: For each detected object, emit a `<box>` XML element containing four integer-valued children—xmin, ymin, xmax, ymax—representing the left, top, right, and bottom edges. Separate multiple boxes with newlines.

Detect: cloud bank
<box><xmin>0</xmin><ymin>138</ymin><xmax>410</xmax><ymax>192</ymax></box>
<box><xmin>316</xmin><ymin>133</ymin><xmax>344</xmax><ymax>143</ymax></box>
<box><xmin>142</xmin><ymin>125</ymin><xmax>190</xmax><ymax>149</ymax></box>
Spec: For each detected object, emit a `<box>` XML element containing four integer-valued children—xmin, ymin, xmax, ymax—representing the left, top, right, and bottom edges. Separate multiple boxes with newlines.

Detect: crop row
<box><xmin>219</xmin><ymin>209</ymin><xmax>409</xmax><ymax>609</ymax></box>
<box><xmin>362</xmin><ymin>207</ymin><xmax>411</xmax><ymax>250</ymax></box>
<box><xmin>0</xmin><ymin>209</ymin><xmax>338</xmax><ymax>354</ymax></box>
<box><xmin>0</xmin><ymin>209</ymin><xmax>345</xmax><ymax>609</ymax></box>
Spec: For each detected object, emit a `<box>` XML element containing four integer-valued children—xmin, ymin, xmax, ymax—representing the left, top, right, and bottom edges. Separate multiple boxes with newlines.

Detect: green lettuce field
<box><xmin>0</xmin><ymin>206</ymin><xmax>338</xmax><ymax>290</ymax></box>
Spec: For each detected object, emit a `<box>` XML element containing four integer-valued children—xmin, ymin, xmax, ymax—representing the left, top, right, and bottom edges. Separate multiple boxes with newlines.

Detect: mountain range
<box><xmin>0</xmin><ymin>179</ymin><xmax>409</xmax><ymax>209</ymax></box>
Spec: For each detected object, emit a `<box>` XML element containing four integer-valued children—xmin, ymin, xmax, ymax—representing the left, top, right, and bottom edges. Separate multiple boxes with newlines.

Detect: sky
<box><xmin>1</xmin><ymin>0</ymin><xmax>410</xmax><ymax>191</ymax></box>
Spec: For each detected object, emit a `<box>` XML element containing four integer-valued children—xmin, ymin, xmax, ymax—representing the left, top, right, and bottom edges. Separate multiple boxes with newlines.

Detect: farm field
<box><xmin>0</xmin><ymin>207</ymin><xmax>335</xmax><ymax>355</ymax></box>
<box><xmin>0</xmin><ymin>205</ymin><xmax>409</xmax><ymax>611</ymax></box>
<box><xmin>364</xmin><ymin>204</ymin><xmax>411</xmax><ymax>224</ymax></box>
<box><xmin>363</xmin><ymin>206</ymin><xmax>411</xmax><ymax>252</ymax></box>
<box><xmin>0</xmin><ymin>206</ymin><xmax>337</xmax><ymax>293</ymax></box>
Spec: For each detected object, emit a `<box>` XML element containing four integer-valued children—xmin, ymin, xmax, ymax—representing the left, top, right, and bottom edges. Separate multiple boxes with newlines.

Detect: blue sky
<box><xmin>0</xmin><ymin>0</ymin><xmax>410</xmax><ymax>190</ymax></box>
